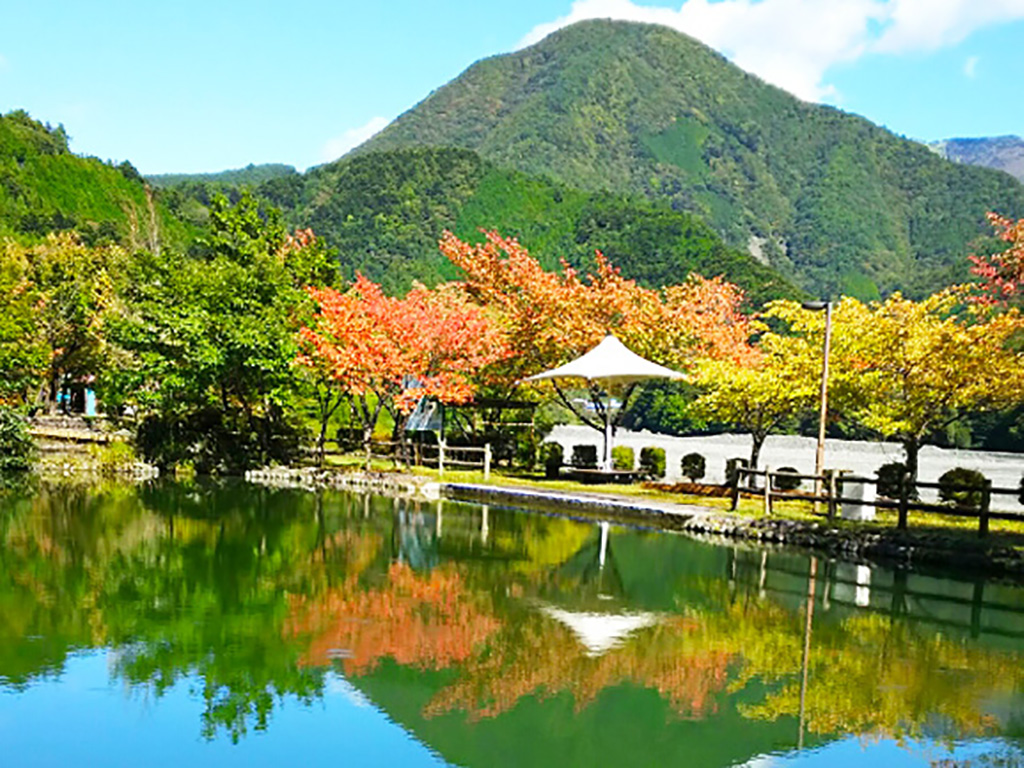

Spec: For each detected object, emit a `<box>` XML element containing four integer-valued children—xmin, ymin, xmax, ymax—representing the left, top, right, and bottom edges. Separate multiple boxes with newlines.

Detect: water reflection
<box><xmin>2</xmin><ymin>479</ymin><xmax>1024</xmax><ymax>767</ymax></box>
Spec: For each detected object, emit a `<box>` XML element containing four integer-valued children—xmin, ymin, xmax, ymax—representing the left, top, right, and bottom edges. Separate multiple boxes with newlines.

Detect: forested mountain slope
<box><xmin>354</xmin><ymin>20</ymin><xmax>1024</xmax><ymax>299</ymax></box>
<box><xmin>257</xmin><ymin>146</ymin><xmax>799</xmax><ymax>304</ymax></box>
<box><xmin>0</xmin><ymin>110</ymin><xmax>190</xmax><ymax>250</ymax></box>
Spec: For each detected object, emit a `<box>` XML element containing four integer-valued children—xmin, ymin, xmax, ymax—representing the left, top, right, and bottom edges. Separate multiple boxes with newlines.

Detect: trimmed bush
<box><xmin>571</xmin><ymin>444</ymin><xmax>598</xmax><ymax>470</ymax></box>
<box><xmin>938</xmin><ymin>467</ymin><xmax>987</xmax><ymax>509</ymax></box>
<box><xmin>680</xmin><ymin>452</ymin><xmax>706</xmax><ymax>482</ymax></box>
<box><xmin>772</xmin><ymin>467</ymin><xmax>801</xmax><ymax>491</ymax></box>
<box><xmin>611</xmin><ymin>445</ymin><xmax>635</xmax><ymax>471</ymax></box>
<box><xmin>639</xmin><ymin>446</ymin><xmax>666</xmax><ymax>479</ymax></box>
<box><xmin>542</xmin><ymin>442</ymin><xmax>563</xmax><ymax>479</ymax></box>
<box><xmin>0</xmin><ymin>406</ymin><xmax>35</xmax><ymax>473</ymax></box>
<box><xmin>876</xmin><ymin>462</ymin><xmax>909</xmax><ymax>499</ymax></box>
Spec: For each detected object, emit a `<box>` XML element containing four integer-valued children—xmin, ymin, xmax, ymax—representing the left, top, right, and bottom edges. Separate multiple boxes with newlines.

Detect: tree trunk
<box><xmin>750</xmin><ymin>432</ymin><xmax>766</xmax><ymax>471</ymax></box>
<box><xmin>903</xmin><ymin>437</ymin><xmax>921</xmax><ymax>487</ymax></box>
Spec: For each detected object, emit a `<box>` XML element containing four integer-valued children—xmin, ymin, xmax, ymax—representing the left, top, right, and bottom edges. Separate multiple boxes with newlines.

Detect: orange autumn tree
<box><xmin>439</xmin><ymin>230</ymin><xmax>756</xmax><ymax>382</ymax></box>
<box><xmin>439</xmin><ymin>230</ymin><xmax>757</xmax><ymax>447</ymax></box>
<box><xmin>297</xmin><ymin>275</ymin><xmax>509</xmax><ymax>447</ymax></box>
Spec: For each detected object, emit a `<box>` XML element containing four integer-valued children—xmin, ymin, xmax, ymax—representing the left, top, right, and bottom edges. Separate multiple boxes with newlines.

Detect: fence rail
<box><xmin>317</xmin><ymin>438</ymin><xmax>493</xmax><ymax>479</ymax></box>
<box><xmin>731</xmin><ymin>466</ymin><xmax>1021</xmax><ymax>537</ymax></box>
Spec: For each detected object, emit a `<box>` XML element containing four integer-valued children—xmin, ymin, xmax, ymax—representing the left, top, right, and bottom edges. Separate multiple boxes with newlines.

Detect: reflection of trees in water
<box><xmin>286</xmin><ymin>562</ymin><xmax>501</xmax><ymax>674</ymax></box>
<box><xmin>422</xmin><ymin>613</ymin><xmax>730</xmax><ymax>721</ymax></box>
<box><xmin>6</xmin><ymin>481</ymin><xmax>1024</xmax><ymax>750</ymax></box>
<box><xmin>0</xmin><ymin>481</ymin><xmax>395</xmax><ymax>741</ymax></box>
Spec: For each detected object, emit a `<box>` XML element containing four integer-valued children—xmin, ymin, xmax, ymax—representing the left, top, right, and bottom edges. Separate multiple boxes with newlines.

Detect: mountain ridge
<box><xmin>352</xmin><ymin>19</ymin><xmax>1024</xmax><ymax>298</ymax></box>
<box><xmin>929</xmin><ymin>136</ymin><xmax>1024</xmax><ymax>183</ymax></box>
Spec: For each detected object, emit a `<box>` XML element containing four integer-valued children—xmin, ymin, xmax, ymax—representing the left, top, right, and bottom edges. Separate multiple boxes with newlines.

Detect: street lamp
<box><xmin>802</xmin><ymin>300</ymin><xmax>833</xmax><ymax>504</ymax></box>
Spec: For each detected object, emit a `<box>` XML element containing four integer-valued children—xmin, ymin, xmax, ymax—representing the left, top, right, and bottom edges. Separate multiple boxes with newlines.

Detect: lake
<box><xmin>2</xmin><ymin>478</ymin><xmax>1024</xmax><ymax>767</ymax></box>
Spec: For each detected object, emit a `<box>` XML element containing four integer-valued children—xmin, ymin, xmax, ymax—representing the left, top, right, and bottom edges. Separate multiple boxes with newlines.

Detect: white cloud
<box><xmin>320</xmin><ymin>115</ymin><xmax>390</xmax><ymax>162</ymax></box>
<box><xmin>964</xmin><ymin>54</ymin><xmax>980</xmax><ymax>77</ymax></box>
<box><xmin>518</xmin><ymin>0</ymin><xmax>1024</xmax><ymax>102</ymax></box>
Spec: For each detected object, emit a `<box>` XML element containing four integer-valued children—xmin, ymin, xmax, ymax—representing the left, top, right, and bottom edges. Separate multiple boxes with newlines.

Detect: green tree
<box><xmin>104</xmin><ymin>193</ymin><xmax>336</xmax><ymax>472</ymax></box>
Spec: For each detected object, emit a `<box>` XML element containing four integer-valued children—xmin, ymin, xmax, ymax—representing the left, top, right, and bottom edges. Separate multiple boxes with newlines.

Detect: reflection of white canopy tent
<box><xmin>539</xmin><ymin>605</ymin><xmax>661</xmax><ymax>656</ymax></box>
<box><xmin>525</xmin><ymin>335</ymin><xmax>685</xmax><ymax>471</ymax></box>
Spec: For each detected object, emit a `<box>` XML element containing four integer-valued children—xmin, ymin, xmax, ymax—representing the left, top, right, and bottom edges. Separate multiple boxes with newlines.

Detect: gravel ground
<box><xmin>548</xmin><ymin>425</ymin><xmax>1024</xmax><ymax>511</ymax></box>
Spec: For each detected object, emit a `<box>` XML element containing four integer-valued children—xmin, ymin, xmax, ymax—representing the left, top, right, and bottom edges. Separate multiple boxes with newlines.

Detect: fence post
<box><xmin>438</xmin><ymin>439</ymin><xmax>446</xmax><ymax>478</ymax></box>
<box><xmin>979</xmin><ymin>479</ymin><xmax>992</xmax><ymax>538</ymax></box>
<box><xmin>764</xmin><ymin>467</ymin><xmax>772</xmax><ymax>516</ymax></box>
<box><xmin>898</xmin><ymin>472</ymin><xmax>910</xmax><ymax>530</ymax></box>
<box><xmin>483</xmin><ymin>443</ymin><xmax>491</xmax><ymax>482</ymax></box>
<box><xmin>827</xmin><ymin>470</ymin><xmax>838</xmax><ymax>521</ymax></box>
<box><xmin>730</xmin><ymin>467</ymin><xmax>742</xmax><ymax>511</ymax></box>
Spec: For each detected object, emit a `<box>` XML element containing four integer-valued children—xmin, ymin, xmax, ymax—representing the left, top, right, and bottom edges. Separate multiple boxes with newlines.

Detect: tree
<box><xmin>0</xmin><ymin>243</ymin><xmax>48</xmax><ymax>405</ymax></box>
<box><xmin>969</xmin><ymin>212</ymin><xmax>1024</xmax><ymax>303</ymax></box>
<box><xmin>298</xmin><ymin>276</ymin><xmax>509</xmax><ymax>445</ymax></box>
<box><xmin>439</xmin><ymin>230</ymin><xmax>756</xmax><ymax>385</ymax></box>
<box><xmin>768</xmin><ymin>289</ymin><xmax>1024</xmax><ymax>483</ymax></box>
<box><xmin>0</xmin><ymin>235</ymin><xmax>126</xmax><ymax>413</ymax></box>
<box><xmin>105</xmin><ymin>192</ymin><xmax>335</xmax><ymax>472</ymax></box>
<box><xmin>691</xmin><ymin>333</ymin><xmax>819</xmax><ymax>469</ymax></box>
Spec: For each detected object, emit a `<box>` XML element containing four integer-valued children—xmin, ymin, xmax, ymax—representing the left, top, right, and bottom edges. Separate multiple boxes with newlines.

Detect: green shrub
<box><xmin>571</xmin><ymin>444</ymin><xmax>598</xmax><ymax>470</ymax></box>
<box><xmin>938</xmin><ymin>467</ymin><xmax>987</xmax><ymax>509</ymax></box>
<box><xmin>87</xmin><ymin>440</ymin><xmax>137</xmax><ymax>475</ymax></box>
<box><xmin>0</xmin><ymin>406</ymin><xmax>35</xmax><ymax>473</ymax></box>
<box><xmin>542</xmin><ymin>442</ymin><xmax>563</xmax><ymax>479</ymax></box>
<box><xmin>639</xmin><ymin>446</ymin><xmax>666</xmax><ymax>479</ymax></box>
<box><xmin>876</xmin><ymin>462</ymin><xmax>910</xmax><ymax>499</ymax></box>
<box><xmin>136</xmin><ymin>407</ymin><xmax>301</xmax><ymax>475</ymax></box>
<box><xmin>611</xmin><ymin>446</ymin><xmax>635</xmax><ymax>471</ymax></box>
<box><xmin>680</xmin><ymin>452</ymin><xmax>706</xmax><ymax>482</ymax></box>
<box><xmin>772</xmin><ymin>466</ymin><xmax>801</xmax><ymax>491</ymax></box>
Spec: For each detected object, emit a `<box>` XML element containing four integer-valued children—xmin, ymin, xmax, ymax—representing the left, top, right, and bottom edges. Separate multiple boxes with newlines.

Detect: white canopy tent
<box><xmin>525</xmin><ymin>335</ymin><xmax>685</xmax><ymax>471</ymax></box>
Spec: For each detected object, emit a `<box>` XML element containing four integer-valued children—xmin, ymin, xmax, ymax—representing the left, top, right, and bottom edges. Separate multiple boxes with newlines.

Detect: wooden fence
<box><xmin>337</xmin><ymin>439</ymin><xmax>492</xmax><ymax>479</ymax></box>
<box><xmin>731</xmin><ymin>466</ymin><xmax>1021</xmax><ymax>537</ymax></box>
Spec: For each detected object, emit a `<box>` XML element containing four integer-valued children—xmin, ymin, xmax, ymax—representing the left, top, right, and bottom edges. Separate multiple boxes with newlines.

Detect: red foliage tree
<box><xmin>969</xmin><ymin>212</ymin><xmax>1024</xmax><ymax>303</ymax></box>
<box><xmin>296</xmin><ymin>275</ymin><xmax>509</xmax><ymax>442</ymax></box>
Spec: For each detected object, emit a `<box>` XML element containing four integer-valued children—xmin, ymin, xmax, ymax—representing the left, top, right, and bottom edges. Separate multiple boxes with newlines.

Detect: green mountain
<box><xmin>147</xmin><ymin>163</ymin><xmax>298</xmax><ymax>189</ymax></box>
<box><xmin>353</xmin><ymin>20</ymin><xmax>1024</xmax><ymax>299</ymax></box>
<box><xmin>0</xmin><ymin>110</ymin><xmax>190</xmax><ymax>250</ymax></box>
<box><xmin>256</xmin><ymin>145</ymin><xmax>798</xmax><ymax>305</ymax></box>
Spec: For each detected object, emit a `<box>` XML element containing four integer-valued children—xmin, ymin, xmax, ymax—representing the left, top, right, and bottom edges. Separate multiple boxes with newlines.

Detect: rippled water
<box><xmin>2</xmin><ymin>478</ymin><xmax>1024</xmax><ymax>767</ymax></box>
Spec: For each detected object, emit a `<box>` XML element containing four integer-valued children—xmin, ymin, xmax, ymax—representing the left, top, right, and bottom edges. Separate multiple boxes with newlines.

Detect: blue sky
<box><xmin>2</xmin><ymin>0</ymin><xmax>1022</xmax><ymax>174</ymax></box>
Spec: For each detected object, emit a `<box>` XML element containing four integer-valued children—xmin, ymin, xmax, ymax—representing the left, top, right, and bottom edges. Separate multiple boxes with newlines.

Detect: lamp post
<box><xmin>802</xmin><ymin>300</ymin><xmax>833</xmax><ymax>505</ymax></box>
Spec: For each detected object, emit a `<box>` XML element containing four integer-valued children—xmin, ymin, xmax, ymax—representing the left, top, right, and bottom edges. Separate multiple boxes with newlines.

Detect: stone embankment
<box><xmin>30</xmin><ymin>415</ymin><xmax>156</xmax><ymax>478</ymax></box>
<box><xmin>244</xmin><ymin>466</ymin><xmax>435</xmax><ymax>497</ymax></box>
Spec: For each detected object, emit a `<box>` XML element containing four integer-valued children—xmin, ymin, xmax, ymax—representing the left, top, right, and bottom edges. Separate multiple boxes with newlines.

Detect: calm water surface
<box><xmin>2</xmin><ymin>478</ymin><xmax>1024</xmax><ymax>767</ymax></box>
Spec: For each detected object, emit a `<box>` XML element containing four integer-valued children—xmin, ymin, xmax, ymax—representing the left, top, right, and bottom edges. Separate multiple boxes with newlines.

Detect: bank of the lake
<box><xmin>238</xmin><ymin>466</ymin><xmax>1024</xmax><ymax>580</ymax></box>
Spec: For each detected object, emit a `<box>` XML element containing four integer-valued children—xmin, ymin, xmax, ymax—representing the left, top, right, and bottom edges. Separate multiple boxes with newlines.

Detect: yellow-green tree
<box><xmin>691</xmin><ymin>333</ymin><xmax>821</xmax><ymax>468</ymax></box>
<box><xmin>0</xmin><ymin>242</ymin><xmax>48</xmax><ymax>405</ymax></box>
<box><xmin>768</xmin><ymin>289</ymin><xmax>1024</xmax><ymax>482</ymax></box>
